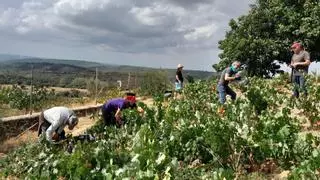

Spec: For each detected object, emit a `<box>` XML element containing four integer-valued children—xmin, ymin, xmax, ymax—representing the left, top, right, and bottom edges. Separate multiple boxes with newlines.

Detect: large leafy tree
<box><xmin>217</xmin><ymin>0</ymin><xmax>320</xmax><ymax>77</ymax></box>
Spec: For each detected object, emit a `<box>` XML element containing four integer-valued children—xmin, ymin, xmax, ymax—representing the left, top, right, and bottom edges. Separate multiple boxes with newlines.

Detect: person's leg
<box><xmin>217</xmin><ymin>84</ymin><xmax>226</xmax><ymax>104</ymax></box>
<box><xmin>175</xmin><ymin>82</ymin><xmax>182</xmax><ymax>99</ymax></box>
<box><xmin>37</xmin><ymin>112</ymin><xmax>45</xmax><ymax>136</ymax></box>
<box><xmin>38</xmin><ymin>112</ymin><xmax>51</xmax><ymax>137</ymax></box>
<box><xmin>225</xmin><ymin>85</ymin><xmax>237</xmax><ymax>101</ymax></box>
<box><xmin>103</xmin><ymin>108</ymin><xmax>117</xmax><ymax>126</ymax></box>
<box><xmin>292</xmin><ymin>75</ymin><xmax>300</xmax><ymax>98</ymax></box>
<box><xmin>102</xmin><ymin>109</ymin><xmax>112</xmax><ymax>126</ymax></box>
<box><xmin>299</xmin><ymin>75</ymin><xmax>307</xmax><ymax>96</ymax></box>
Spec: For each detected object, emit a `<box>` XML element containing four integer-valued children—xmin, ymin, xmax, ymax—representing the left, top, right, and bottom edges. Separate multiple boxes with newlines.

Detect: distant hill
<box><xmin>0</xmin><ymin>57</ymin><xmax>216</xmax><ymax>89</ymax></box>
<box><xmin>1</xmin><ymin>61</ymin><xmax>94</xmax><ymax>73</ymax></box>
<box><xmin>0</xmin><ymin>54</ymin><xmax>31</xmax><ymax>61</ymax></box>
<box><xmin>0</xmin><ymin>57</ymin><xmax>213</xmax><ymax>76</ymax></box>
<box><xmin>1</xmin><ymin>58</ymin><xmax>106</xmax><ymax>68</ymax></box>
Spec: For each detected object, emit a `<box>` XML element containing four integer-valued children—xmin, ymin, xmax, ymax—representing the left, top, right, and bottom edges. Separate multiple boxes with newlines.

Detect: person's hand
<box><xmin>115</xmin><ymin>115</ymin><xmax>123</xmax><ymax>125</ymax></box>
<box><xmin>115</xmin><ymin>114</ymin><xmax>121</xmax><ymax>121</ymax></box>
<box><xmin>52</xmin><ymin>133</ymin><xmax>59</xmax><ymax>141</ymax></box>
<box><xmin>137</xmin><ymin>107</ymin><xmax>144</xmax><ymax>114</ymax></box>
<box><xmin>116</xmin><ymin>119</ymin><xmax>123</xmax><ymax>126</ymax></box>
<box><xmin>290</xmin><ymin>63</ymin><xmax>297</xmax><ymax>68</ymax></box>
<box><xmin>235</xmin><ymin>73</ymin><xmax>241</xmax><ymax>80</ymax></box>
<box><xmin>212</xmin><ymin>86</ymin><xmax>216</xmax><ymax>92</ymax></box>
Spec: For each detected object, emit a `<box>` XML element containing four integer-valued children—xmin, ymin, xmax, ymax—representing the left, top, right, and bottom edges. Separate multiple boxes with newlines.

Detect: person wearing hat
<box><xmin>217</xmin><ymin>61</ymin><xmax>241</xmax><ymax>104</ymax></box>
<box><xmin>290</xmin><ymin>42</ymin><xmax>311</xmax><ymax>97</ymax></box>
<box><xmin>175</xmin><ymin>64</ymin><xmax>184</xmax><ymax>92</ymax></box>
<box><xmin>38</xmin><ymin>106</ymin><xmax>79</xmax><ymax>143</ymax></box>
<box><xmin>101</xmin><ymin>95</ymin><xmax>140</xmax><ymax>126</ymax></box>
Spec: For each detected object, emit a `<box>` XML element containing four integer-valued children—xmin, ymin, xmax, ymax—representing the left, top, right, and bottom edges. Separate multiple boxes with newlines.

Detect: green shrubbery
<box><xmin>1</xmin><ymin>76</ymin><xmax>320</xmax><ymax>179</ymax></box>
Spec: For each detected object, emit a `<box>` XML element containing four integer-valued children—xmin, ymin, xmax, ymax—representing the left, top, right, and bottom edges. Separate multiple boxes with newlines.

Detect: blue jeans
<box><xmin>292</xmin><ymin>74</ymin><xmax>307</xmax><ymax>97</ymax></box>
<box><xmin>217</xmin><ymin>84</ymin><xmax>236</xmax><ymax>104</ymax></box>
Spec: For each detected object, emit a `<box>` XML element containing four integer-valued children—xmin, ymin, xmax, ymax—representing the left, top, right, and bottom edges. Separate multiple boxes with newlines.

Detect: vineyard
<box><xmin>1</xmin><ymin>74</ymin><xmax>320</xmax><ymax>179</ymax></box>
<box><xmin>0</xmin><ymin>84</ymin><xmax>124</xmax><ymax>118</ymax></box>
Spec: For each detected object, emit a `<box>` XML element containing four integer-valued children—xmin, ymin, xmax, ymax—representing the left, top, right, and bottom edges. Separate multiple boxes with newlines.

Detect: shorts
<box><xmin>175</xmin><ymin>82</ymin><xmax>183</xmax><ymax>91</ymax></box>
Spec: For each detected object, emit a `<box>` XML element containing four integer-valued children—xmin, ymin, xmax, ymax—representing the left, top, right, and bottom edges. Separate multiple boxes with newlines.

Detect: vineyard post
<box><xmin>95</xmin><ymin>67</ymin><xmax>98</xmax><ymax>105</ymax></box>
<box><xmin>29</xmin><ymin>64</ymin><xmax>33</xmax><ymax>115</ymax></box>
<box><xmin>134</xmin><ymin>72</ymin><xmax>137</xmax><ymax>90</ymax></box>
<box><xmin>127</xmin><ymin>72</ymin><xmax>131</xmax><ymax>92</ymax></box>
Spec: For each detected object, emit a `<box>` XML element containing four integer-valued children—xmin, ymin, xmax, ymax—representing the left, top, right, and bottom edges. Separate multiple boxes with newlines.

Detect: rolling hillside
<box><xmin>0</xmin><ymin>57</ymin><xmax>216</xmax><ymax>89</ymax></box>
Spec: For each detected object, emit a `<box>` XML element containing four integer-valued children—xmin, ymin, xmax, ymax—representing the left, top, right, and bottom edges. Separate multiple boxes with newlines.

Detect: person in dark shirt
<box><xmin>217</xmin><ymin>61</ymin><xmax>241</xmax><ymax>104</ymax></box>
<box><xmin>175</xmin><ymin>64</ymin><xmax>184</xmax><ymax>92</ymax></box>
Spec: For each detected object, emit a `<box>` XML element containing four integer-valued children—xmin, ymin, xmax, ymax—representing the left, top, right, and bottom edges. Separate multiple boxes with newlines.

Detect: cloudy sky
<box><xmin>0</xmin><ymin>0</ymin><xmax>254</xmax><ymax>71</ymax></box>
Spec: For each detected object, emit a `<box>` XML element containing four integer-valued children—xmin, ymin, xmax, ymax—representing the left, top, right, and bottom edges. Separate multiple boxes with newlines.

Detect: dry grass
<box><xmin>0</xmin><ymin>84</ymin><xmax>88</xmax><ymax>93</ymax></box>
<box><xmin>0</xmin><ymin>131</ymin><xmax>38</xmax><ymax>154</ymax></box>
<box><xmin>0</xmin><ymin>104</ymin><xmax>26</xmax><ymax>118</ymax></box>
<box><xmin>0</xmin><ymin>117</ymin><xmax>97</xmax><ymax>156</ymax></box>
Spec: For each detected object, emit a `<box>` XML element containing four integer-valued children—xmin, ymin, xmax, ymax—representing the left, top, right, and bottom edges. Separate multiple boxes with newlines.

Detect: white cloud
<box><xmin>184</xmin><ymin>24</ymin><xmax>217</xmax><ymax>41</ymax></box>
<box><xmin>130</xmin><ymin>3</ymin><xmax>184</xmax><ymax>26</ymax></box>
<box><xmin>0</xmin><ymin>0</ymin><xmax>253</xmax><ymax>70</ymax></box>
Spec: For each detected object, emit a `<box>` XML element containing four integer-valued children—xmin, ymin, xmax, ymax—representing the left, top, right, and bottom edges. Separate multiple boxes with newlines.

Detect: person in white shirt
<box><xmin>37</xmin><ymin>106</ymin><xmax>79</xmax><ymax>142</ymax></box>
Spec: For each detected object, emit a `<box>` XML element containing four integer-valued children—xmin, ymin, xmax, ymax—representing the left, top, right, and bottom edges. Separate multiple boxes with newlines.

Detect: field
<box><xmin>0</xmin><ymin>84</ymin><xmax>119</xmax><ymax>118</ymax></box>
<box><xmin>1</xmin><ymin>74</ymin><xmax>320</xmax><ymax>179</ymax></box>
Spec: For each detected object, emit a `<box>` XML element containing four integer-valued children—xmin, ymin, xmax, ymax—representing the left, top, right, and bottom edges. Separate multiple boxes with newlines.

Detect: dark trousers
<box><xmin>37</xmin><ymin>112</ymin><xmax>65</xmax><ymax>140</ymax></box>
<box><xmin>292</xmin><ymin>74</ymin><xmax>307</xmax><ymax>97</ymax></box>
<box><xmin>102</xmin><ymin>108</ymin><xmax>116</xmax><ymax>126</ymax></box>
<box><xmin>217</xmin><ymin>84</ymin><xmax>236</xmax><ymax>104</ymax></box>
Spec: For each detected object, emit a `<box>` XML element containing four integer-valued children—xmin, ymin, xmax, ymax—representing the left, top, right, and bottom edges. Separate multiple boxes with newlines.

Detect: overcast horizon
<box><xmin>0</xmin><ymin>0</ymin><xmax>256</xmax><ymax>71</ymax></box>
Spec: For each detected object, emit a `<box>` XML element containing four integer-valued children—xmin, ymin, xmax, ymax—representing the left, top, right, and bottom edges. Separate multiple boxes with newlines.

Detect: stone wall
<box><xmin>0</xmin><ymin>104</ymin><xmax>102</xmax><ymax>142</ymax></box>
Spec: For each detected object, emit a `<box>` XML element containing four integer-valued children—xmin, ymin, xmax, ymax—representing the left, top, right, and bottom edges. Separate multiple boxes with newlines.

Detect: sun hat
<box><xmin>177</xmin><ymin>64</ymin><xmax>184</xmax><ymax>68</ymax></box>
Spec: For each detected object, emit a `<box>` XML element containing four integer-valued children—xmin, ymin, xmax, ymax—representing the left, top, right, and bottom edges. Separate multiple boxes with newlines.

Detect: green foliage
<box><xmin>289</xmin><ymin>149</ymin><xmax>320</xmax><ymax>179</ymax></box>
<box><xmin>86</xmin><ymin>78</ymin><xmax>110</xmax><ymax>97</ymax></box>
<box><xmin>139</xmin><ymin>70</ymin><xmax>171</xmax><ymax>96</ymax></box>
<box><xmin>69</xmin><ymin>78</ymin><xmax>87</xmax><ymax>89</ymax></box>
<box><xmin>0</xmin><ymin>85</ymin><xmax>56</xmax><ymax>113</ymax></box>
<box><xmin>185</xmin><ymin>75</ymin><xmax>195</xmax><ymax>84</ymax></box>
<box><xmin>1</xmin><ymin>76</ymin><xmax>320</xmax><ymax>179</ymax></box>
<box><xmin>218</xmin><ymin>0</ymin><xmax>320</xmax><ymax>77</ymax></box>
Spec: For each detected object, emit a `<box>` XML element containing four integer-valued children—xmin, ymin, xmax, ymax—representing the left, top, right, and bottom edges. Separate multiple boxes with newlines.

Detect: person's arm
<box><xmin>114</xmin><ymin>108</ymin><xmax>122</xmax><ymax>121</ymax></box>
<box><xmin>225</xmin><ymin>72</ymin><xmax>241</xmax><ymax>81</ymax></box>
<box><xmin>137</xmin><ymin>106</ymin><xmax>144</xmax><ymax>114</ymax></box>
<box><xmin>290</xmin><ymin>59</ymin><xmax>294</xmax><ymax>67</ymax></box>
<box><xmin>224</xmin><ymin>73</ymin><xmax>236</xmax><ymax>81</ymax></box>
<box><xmin>293</xmin><ymin>59</ymin><xmax>311</xmax><ymax>67</ymax></box>
<box><xmin>57</xmin><ymin>125</ymin><xmax>65</xmax><ymax>134</ymax></box>
<box><xmin>224</xmin><ymin>67</ymin><xmax>240</xmax><ymax>82</ymax></box>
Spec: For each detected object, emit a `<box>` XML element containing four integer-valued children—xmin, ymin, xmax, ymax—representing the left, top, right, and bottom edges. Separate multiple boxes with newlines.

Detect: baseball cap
<box><xmin>126</xmin><ymin>95</ymin><xmax>136</xmax><ymax>103</ymax></box>
<box><xmin>291</xmin><ymin>42</ymin><xmax>302</xmax><ymax>49</ymax></box>
<box><xmin>68</xmin><ymin>115</ymin><xmax>79</xmax><ymax>126</ymax></box>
